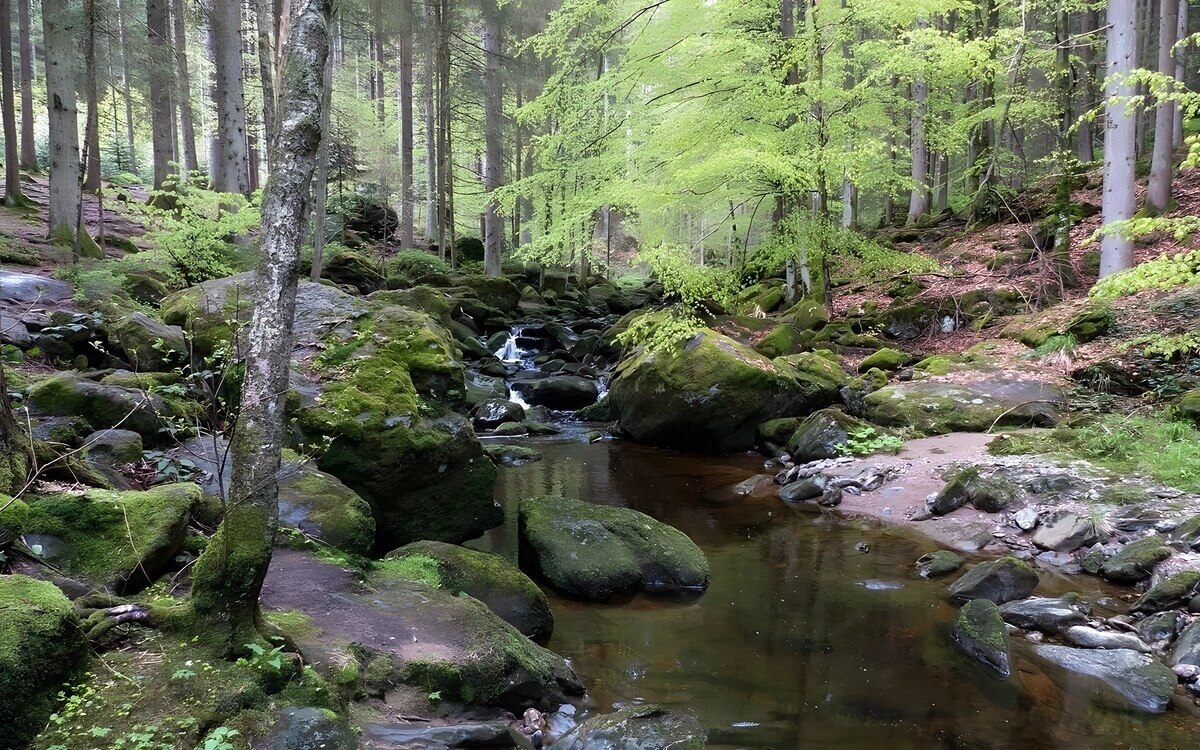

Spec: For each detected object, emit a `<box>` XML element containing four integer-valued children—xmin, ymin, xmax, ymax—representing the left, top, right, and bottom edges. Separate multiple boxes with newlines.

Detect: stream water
<box><xmin>474</xmin><ymin>434</ymin><xmax>1200</xmax><ymax>749</ymax></box>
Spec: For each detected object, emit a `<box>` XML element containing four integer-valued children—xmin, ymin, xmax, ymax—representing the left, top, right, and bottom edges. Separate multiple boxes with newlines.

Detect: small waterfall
<box><xmin>494</xmin><ymin>324</ymin><xmax>535</xmax><ymax>365</ymax></box>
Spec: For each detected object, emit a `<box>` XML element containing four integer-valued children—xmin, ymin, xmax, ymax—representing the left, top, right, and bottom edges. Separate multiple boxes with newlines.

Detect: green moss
<box><xmin>375</xmin><ymin>554</ymin><xmax>442</xmax><ymax>587</ymax></box>
<box><xmin>754</xmin><ymin>324</ymin><xmax>807</xmax><ymax>358</ymax></box>
<box><xmin>98</xmin><ymin>371</ymin><xmax>184</xmax><ymax>390</ymax></box>
<box><xmin>1102</xmin><ymin>535</ymin><xmax>1172</xmax><ymax>582</ymax></box>
<box><xmin>912</xmin><ymin>354</ymin><xmax>969</xmax><ymax>377</ymax></box>
<box><xmin>858</xmin><ymin>347</ymin><xmax>910</xmax><ymax>372</ymax></box>
<box><xmin>1133</xmin><ymin>570</ymin><xmax>1200</xmax><ymax>613</ymax></box>
<box><xmin>1099</xmin><ymin>485</ymin><xmax>1151</xmax><ymax>506</ymax></box>
<box><xmin>0</xmin><ymin>575</ymin><xmax>85</xmax><ymax>745</ymax></box>
<box><xmin>187</xmin><ymin>503</ymin><xmax>274</xmax><ymax>644</ymax></box>
<box><xmin>758</xmin><ymin>417</ymin><xmax>804</xmax><ymax>445</ymax></box>
<box><xmin>279</xmin><ymin>465</ymin><xmax>376</xmax><ymax>556</ymax></box>
<box><xmin>20</xmin><ymin>484</ymin><xmax>198</xmax><ymax>591</ymax></box>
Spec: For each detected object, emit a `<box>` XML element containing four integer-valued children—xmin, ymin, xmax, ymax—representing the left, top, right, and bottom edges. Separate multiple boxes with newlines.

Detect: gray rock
<box><xmin>473</xmin><ymin>399</ymin><xmax>526</xmax><ymax>430</ymax></box>
<box><xmin>83</xmin><ymin>428</ymin><xmax>144</xmax><ymax>465</ymax></box>
<box><xmin>360</xmin><ymin>722</ymin><xmax>519</xmax><ymax>749</ymax></box>
<box><xmin>1101</xmin><ymin>534</ymin><xmax>1173</xmax><ymax>583</ymax></box>
<box><xmin>1133</xmin><ymin>570</ymin><xmax>1200</xmax><ymax>613</ymax></box>
<box><xmin>560</xmin><ymin>705</ymin><xmax>706</xmax><ymax>750</ymax></box>
<box><xmin>513</xmin><ymin>375</ymin><xmax>599</xmax><ymax>410</ymax></box>
<box><xmin>1169</xmin><ymin>620</ymin><xmax>1200</xmax><ymax>668</ymax></box>
<box><xmin>1065</xmin><ymin>625</ymin><xmax>1151</xmax><ymax>653</ymax></box>
<box><xmin>0</xmin><ymin>315</ymin><xmax>32</xmax><ymax>347</ymax></box>
<box><xmin>109</xmin><ymin>311</ymin><xmax>186</xmax><ymax>371</ymax></box>
<box><xmin>1139</xmin><ymin>611</ymin><xmax>1183</xmax><ymax>644</ymax></box>
<box><xmin>1032</xmin><ymin>645</ymin><xmax>1176</xmax><ymax>714</ymax></box>
<box><xmin>262</xmin><ymin>707</ymin><xmax>355</xmax><ymax>750</ymax></box>
<box><xmin>948</xmin><ymin>556</ymin><xmax>1039</xmax><ymax>605</ymax></box>
<box><xmin>951</xmin><ymin>599</ymin><xmax>1012</xmax><ymax>678</ymax></box>
<box><xmin>785</xmin><ymin>408</ymin><xmax>869</xmax><ymax>463</ymax></box>
<box><xmin>1013</xmin><ymin>507</ymin><xmax>1039</xmax><ymax>531</ymax></box>
<box><xmin>26</xmin><ymin>373</ymin><xmax>177</xmax><ymax>442</ymax></box>
<box><xmin>0</xmin><ymin>269</ymin><xmax>73</xmax><ymax>303</ymax></box>
<box><xmin>779</xmin><ymin>475</ymin><xmax>829</xmax><ymax>503</ymax></box>
<box><xmin>999</xmin><ymin>593</ymin><xmax>1091</xmax><ymax>634</ymax></box>
<box><xmin>1030</xmin><ymin>511</ymin><xmax>1099</xmax><ymax>553</ymax></box>
<box><xmin>916</xmin><ymin>550</ymin><xmax>965</xmax><ymax>579</ymax></box>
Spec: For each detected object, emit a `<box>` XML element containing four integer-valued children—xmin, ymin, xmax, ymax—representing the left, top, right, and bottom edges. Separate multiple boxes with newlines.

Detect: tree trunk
<box><xmin>254</xmin><ymin>0</ymin><xmax>277</xmax><ymax>171</ymax></box>
<box><xmin>172</xmin><ymin>0</ymin><xmax>199</xmax><ymax>176</ymax></box>
<box><xmin>907</xmin><ymin>69</ymin><xmax>929</xmax><ymax>222</ymax></box>
<box><xmin>1148</xmin><ymin>0</ymin><xmax>1180</xmax><ymax>211</ymax></box>
<box><xmin>1</xmin><ymin>0</ymin><xmax>26</xmax><ymax>204</ymax></box>
<box><xmin>147</xmin><ymin>0</ymin><xmax>177</xmax><ymax>189</ymax></box>
<box><xmin>482</xmin><ymin>0</ymin><xmax>502</xmax><ymax>276</ymax></box>
<box><xmin>399</xmin><ymin>0</ymin><xmax>414</xmax><ymax>248</ymax></box>
<box><xmin>83</xmin><ymin>0</ymin><xmax>102</xmax><ymax>192</ymax></box>
<box><xmin>1100</xmin><ymin>0</ymin><xmax>1138</xmax><ymax>278</ymax></box>
<box><xmin>210</xmin><ymin>0</ymin><xmax>250</xmax><ymax>195</ymax></box>
<box><xmin>1077</xmin><ymin>9</ymin><xmax>1099</xmax><ymax>162</ymax></box>
<box><xmin>311</xmin><ymin>22</ymin><xmax>334</xmax><ymax>282</ymax></box>
<box><xmin>1174</xmin><ymin>0</ymin><xmax>1188</xmax><ymax>148</ymax></box>
<box><xmin>372</xmin><ymin>0</ymin><xmax>385</xmax><ymax>123</ymax></box>
<box><xmin>189</xmin><ymin>0</ymin><xmax>332</xmax><ymax>649</ymax></box>
<box><xmin>42</xmin><ymin>0</ymin><xmax>82</xmax><ymax>243</ymax></box>
<box><xmin>16</xmin><ymin>0</ymin><xmax>35</xmax><ymax>170</ymax></box>
<box><xmin>423</xmin><ymin>0</ymin><xmax>436</xmax><ymax>244</ymax></box>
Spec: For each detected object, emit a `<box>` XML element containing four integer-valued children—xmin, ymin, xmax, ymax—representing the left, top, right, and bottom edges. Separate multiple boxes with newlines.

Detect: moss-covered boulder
<box><xmin>731</xmin><ymin>282</ymin><xmax>786</xmax><ymax>316</ymax></box>
<box><xmin>1173</xmin><ymin>390</ymin><xmax>1200</xmax><ymax>425</ymax></box>
<box><xmin>610</xmin><ymin>329</ymin><xmax>844</xmax><ymax>452</ymax></box>
<box><xmin>930</xmin><ymin>466</ymin><xmax>1016</xmax><ymax>516</ymax></box>
<box><xmin>1033</xmin><ymin>645</ymin><xmax>1175</xmax><ymax>714</ymax></box>
<box><xmin>858</xmin><ymin>347</ymin><xmax>910</xmax><ymax>372</ymax></box>
<box><xmin>754</xmin><ymin>324</ymin><xmax>807</xmax><ymax>358</ymax></box>
<box><xmin>384</xmin><ymin>541</ymin><xmax>553</xmax><ymax>640</ymax></box>
<box><xmin>484</xmin><ymin>444</ymin><xmax>543</xmax><ymax>467</ymax></box>
<box><xmin>758</xmin><ymin>416</ymin><xmax>804</xmax><ymax>446</ymax></box>
<box><xmin>916</xmin><ymin>550</ymin><xmax>965</xmax><ymax>578</ymax></box>
<box><xmin>322</xmin><ymin>250</ymin><xmax>386</xmax><ymax>294</ymax></box>
<box><xmin>864</xmin><ymin>372</ymin><xmax>1064</xmax><ymax>435</ymax></box>
<box><xmin>519</xmin><ymin>496</ymin><xmax>709</xmax><ymax>600</ymax></box>
<box><xmin>780</xmin><ymin>299</ymin><xmax>830</xmax><ymax>331</ymax></box>
<box><xmin>785</xmin><ymin>408</ymin><xmax>871</xmax><ymax>462</ymax></box>
<box><xmin>454</xmin><ymin>275</ymin><xmax>522</xmax><ymax>315</ymax></box>
<box><xmin>277</xmin><ymin>459</ymin><xmax>376</xmax><ymax>557</ymax></box>
<box><xmin>512</xmin><ymin>375</ymin><xmax>600</xmax><ymax>411</ymax></box>
<box><xmin>0</xmin><ymin>575</ymin><xmax>86</xmax><ymax>744</ymax></box>
<box><xmin>261</xmin><ymin>549</ymin><xmax>582</xmax><ymax>712</ymax></box>
<box><xmin>108</xmin><ymin>311</ymin><xmax>187</xmax><ymax>371</ymax></box>
<box><xmin>26</xmin><ymin>373</ymin><xmax>180</xmax><ymax>442</ymax></box>
<box><xmin>16</xmin><ymin>483</ymin><xmax>199</xmax><ymax>593</ymax></box>
<box><xmin>571</xmin><ymin>705</ymin><xmax>706</xmax><ymax>749</ymax></box>
<box><xmin>948</xmin><ymin>556</ymin><xmax>1038</xmax><ymax>605</ymax></box>
<box><xmin>1101</xmin><ymin>535</ymin><xmax>1172</xmax><ymax>584</ymax></box>
<box><xmin>952</xmin><ymin>599</ymin><xmax>1012</xmax><ymax>679</ymax></box>
<box><xmin>1015</xmin><ymin>301</ymin><xmax>1114</xmax><ymax>348</ymax></box>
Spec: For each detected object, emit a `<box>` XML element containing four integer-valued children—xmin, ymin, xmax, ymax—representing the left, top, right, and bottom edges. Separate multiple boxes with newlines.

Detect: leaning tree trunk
<box><xmin>1</xmin><ymin>0</ymin><xmax>28</xmax><ymax>205</ymax></box>
<box><xmin>210</xmin><ymin>0</ymin><xmax>250</xmax><ymax>195</ymax></box>
<box><xmin>1147</xmin><ymin>0</ymin><xmax>1180</xmax><ymax>212</ymax></box>
<box><xmin>1099</xmin><ymin>0</ymin><xmax>1138</xmax><ymax>278</ymax></box>
<box><xmin>42</xmin><ymin>0</ymin><xmax>82</xmax><ymax>245</ymax></box>
<box><xmin>16</xmin><ymin>0</ymin><xmax>35</xmax><ymax>170</ymax></box>
<box><xmin>147</xmin><ymin>0</ymin><xmax>177</xmax><ymax>190</ymax></box>
<box><xmin>188</xmin><ymin>0</ymin><xmax>332</xmax><ymax>650</ymax></box>
<box><xmin>482</xmin><ymin>0</ymin><xmax>503</xmax><ymax>276</ymax></box>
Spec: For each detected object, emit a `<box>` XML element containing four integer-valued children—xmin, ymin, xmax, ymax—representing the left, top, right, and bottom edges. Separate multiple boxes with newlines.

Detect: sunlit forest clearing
<box><xmin>5</xmin><ymin>0</ymin><xmax>1200</xmax><ymax>748</ymax></box>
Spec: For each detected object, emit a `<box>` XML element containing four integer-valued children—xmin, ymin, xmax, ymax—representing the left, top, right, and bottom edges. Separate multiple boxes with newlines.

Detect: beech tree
<box><xmin>188</xmin><ymin>0</ymin><xmax>334</xmax><ymax>648</ymax></box>
<box><xmin>42</xmin><ymin>0</ymin><xmax>83</xmax><ymax>246</ymax></box>
<box><xmin>16</xmin><ymin>0</ymin><xmax>34</xmax><ymax>170</ymax></box>
<box><xmin>147</xmin><ymin>0</ymin><xmax>177</xmax><ymax>189</ymax></box>
<box><xmin>0</xmin><ymin>0</ymin><xmax>27</xmax><ymax>206</ymax></box>
<box><xmin>209</xmin><ymin>0</ymin><xmax>251</xmax><ymax>195</ymax></box>
<box><xmin>482</xmin><ymin>0</ymin><xmax>503</xmax><ymax>274</ymax></box>
<box><xmin>1147</xmin><ymin>0</ymin><xmax>1180</xmax><ymax>213</ymax></box>
<box><xmin>1100</xmin><ymin>0</ymin><xmax>1137</xmax><ymax>278</ymax></box>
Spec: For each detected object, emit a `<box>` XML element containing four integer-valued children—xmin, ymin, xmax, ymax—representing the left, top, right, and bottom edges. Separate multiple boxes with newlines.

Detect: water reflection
<box><xmin>475</xmin><ymin>438</ymin><xmax>1200</xmax><ymax>749</ymax></box>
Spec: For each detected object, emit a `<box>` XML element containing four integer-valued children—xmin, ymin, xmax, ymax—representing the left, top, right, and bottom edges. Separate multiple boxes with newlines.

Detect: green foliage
<box><xmin>837</xmin><ymin>426</ymin><xmax>904</xmax><ymax>457</ymax></box>
<box><xmin>614</xmin><ymin>310</ymin><xmax>703</xmax><ymax>353</ymax></box>
<box><xmin>130</xmin><ymin>186</ymin><xmax>259</xmax><ymax>287</ymax></box>
<box><xmin>1091</xmin><ymin>250</ymin><xmax>1200</xmax><ymax>299</ymax></box>
<box><xmin>386</xmin><ymin>249</ymin><xmax>451</xmax><ymax>282</ymax></box>
<box><xmin>1124</xmin><ymin>331</ymin><xmax>1200</xmax><ymax>361</ymax></box>
<box><xmin>1033</xmin><ymin>333</ymin><xmax>1077</xmax><ymax>358</ymax></box>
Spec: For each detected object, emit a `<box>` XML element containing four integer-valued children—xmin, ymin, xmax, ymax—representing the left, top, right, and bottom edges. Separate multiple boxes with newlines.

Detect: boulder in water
<box><xmin>952</xmin><ymin>599</ymin><xmax>1012</xmax><ymax>679</ymax></box>
<box><xmin>519</xmin><ymin>495</ymin><xmax>709</xmax><ymax>600</ymax></box>
<box><xmin>1033</xmin><ymin>645</ymin><xmax>1175</xmax><ymax>714</ymax></box>
<box><xmin>1133</xmin><ymin>570</ymin><xmax>1200</xmax><ymax>613</ymax></box>
<box><xmin>785</xmin><ymin>408</ymin><xmax>871</xmax><ymax>462</ymax></box>
<box><xmin>473</xmin><ymin>399</ymin><xmax>526</xmax><ymax>430</ymax></box>
<box><xmin>1101</xmin><ymin>534</ymin><xmax>1172</xmax><ymax>583</ymax></box>
<box><xmin>513</xmin><ymin>376</ymin><xmax>600</xmax><ymax>411</ymax></box>
<box><xmin>999</xmin><ymin>593</ymin><xmax>1090</xmax><ymax>634</ymax></box>
<box><xmin>916</xmin><ymin>550</ymin><xmax>965</xmax><ymax>579</ymax></box>
<box><xmin>561</xmin><ymin>704</ymin><xmax>706</xmax><ymax>750</ymax></box>
<box><xmin>948</xmin><ymin>556</ymin><xmax>1038</xmax><ymax>605</ymax></box>
<box><xmin>1031</xmin><ymin>511</ymin><xmax>1101</xmax><ymax>552</ymax></box>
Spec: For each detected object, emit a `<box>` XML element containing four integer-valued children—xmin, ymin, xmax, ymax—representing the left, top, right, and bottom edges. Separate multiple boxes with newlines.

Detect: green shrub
<box><xmin>387</xmin><ymin>249</ymin><xmax>451</xmax><ymax>280</ymax></box>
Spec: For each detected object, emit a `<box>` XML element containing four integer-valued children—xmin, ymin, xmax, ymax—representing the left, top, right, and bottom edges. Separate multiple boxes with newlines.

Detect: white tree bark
<box><xmin>1100</xmin><ymin>0</ymin><xmax>1138</xmax><ymax>278</ymax></box>
<box><xmin>1147</xmin><ymin>0</ymin><xmax>1180</xmax><ymax>212</ymax></box>
<box><xmin>210</xmin><ymin>0</ymin><xmax>250</xmax><ymax>195</ymax></box>
<box><xmin>41</xmin><ymin>0</ymin><xmax>81</xmax><ymax>241</ymax></box>
<box><xmin>482</xmin><ymin>0</ymin><xmax>503</xmax><ymax>275</ymax></box>
<box><xmin>906</xmin><ymin>20</ymin><xmax>929</xmax><ymax>226</ymax></box>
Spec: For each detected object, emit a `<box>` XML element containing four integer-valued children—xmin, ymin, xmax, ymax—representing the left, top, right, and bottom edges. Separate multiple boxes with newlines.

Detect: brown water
<box><xmin>476</xmin><ymin>435</ymin><xmax>1200</xmax><ymax>749</ymax></box>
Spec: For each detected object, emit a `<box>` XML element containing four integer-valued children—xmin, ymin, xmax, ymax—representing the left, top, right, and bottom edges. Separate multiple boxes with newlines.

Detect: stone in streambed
<box><xmin>561</xmin><ymin>704</ymin><xmax>706</xmax><ymax>750</ymax></box>
<box><xmin>916</xmin><ymin>550</ymin><xmax>964</xmax><ymax>579</ymax></box>
<box><xmin>999</xmin><ymin>593</ymin><xmax>1090</xmax><ymax>634</ymax></box>
<box><xmin>784</xmin><ymin>408</ymin><xmax>871</xmax><ymax>462</ymax></box>
<box><xmin>929</xmin><ymin>466</ymin><xmax>1016</xmax><ymax>516</ymax></box>
<box><xmin>948</xmin><ymin>556</ymin><xmax>1038</xmax><ymax>605</ymax></box>
<box><xmin>952</xmin><ymin>599</ymin><xmax>1012</xmax><ymax>679</ymax></box>
<box><xmin>779</xmin><ymin>475</ymin><xmax>829</xmax><ymax>503</ymax></box>
<box><xmin>513</xmin><ymin>376</ymin><xmax>599</xmax><ymax>410</ymax></box>
<box><xmin>1133</xmin><ymin>570</ymin><xmax>1200</xmax><ymax>613</ymax></box>
<box><xmin>518</xmin><ymin>496</ymin><xmax>709</xmax><ymax>601</ymax></box>
<box><xmin>1065</xmin><ymin>625</ymin><xmax>1150</xmax><ymax>653</ymax></box>
<box><xmin>1032</xmin><ymin>645</ymin><xmax>1176</xmax><ymax>714</ymax></box>
<box><xmin>1031</xmin><ymin>511</ymin><xmax>1100</xmax><ymax>552</ymax></box>
<box><xmin>473</xmin><ymin>399</ymin><xmax>526</xmax><ymax>430</ymax></box>
<box><xmin>485</xmin><ymin>443</ymin><xmax>543</xmax><ymax>467</ymax></box>
<box><xmin>1101</xmin><ymin>534</ymin><xmax>1172</xmax><ymax>583</ymax></box>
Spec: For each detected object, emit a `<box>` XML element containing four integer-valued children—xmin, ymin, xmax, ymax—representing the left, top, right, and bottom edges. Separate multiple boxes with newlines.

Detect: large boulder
<box><xmin>784</xmin><ymin>408</ymin><xmax>870</xmax><ymax>462</ymax></box>
<box><xmin>322</xmin><ymin>250</ymin><xmax>386</xmax><ymax>294</ymax></box>
<box><xmin>562</xmin><ymin>705</ymin><xmax>706</xmax><ymax>750</ymax></box>
<box><xmin>864</xmin><ymin>372</ymin><xmax>1064</xmax><ymax>435</ymax></box>
<box><xmin>385</xmin><ymin>540</ymin><xmax>553</xmax><ymax>640</ymax></box>
<box><xmin>260</xmin><ymin>707</ymin><xmax>355</xmax><ymax>750</ymax></box>
<box><xmin>999</xmin><ymin>594</ymin><xmax>1091</xmax><ymax>634</ymax></box>
<box><xmin>473</xmin><ymin>399</ymin><xmax>526</xmax><ymax>430</ymax></box>
<box><xmin>277</xmin><ymin>459</ymin><xmax>376</xmax><ymax>557</ymax></box>
<box><xmin>1031</xmin><ymin>511</ymin><xmax>1101</xmax><ymax>553</ymax></box>
<box><xmin>1133</xmin><ymin>570</ymin><xmax>1200</xmax><ymax>613</ymax></box>
<box><xmin>108</xmin><ymin>311</ymin><xmax>187</xmax><ymax>371</ymax></box>
<box><xmin>261</xmin><ymin>549</ymin><xmax>582</xmax><ymax>712</ymax></box>
<box><xmin>519</xmin><ymin>496</ymin><xmax>709</xmax><ymax>600</ymax></box>
<box><xmin>609</xmin><ymin>329</ymin><xmax>844</xmax><ymax>452</ymax></box>
<box><xmin>513</xmin><ymin>376</ymin><xmax>600</xmax><ymax>411</ymax></box>
<box><xmin>26</xmin><ymin>373</ymin><xmax>180</xmax><ymax>442</ymax></box>
<box><xmin>1101</xmin><ymin>535</ymin><xmax>1172</xmax><ymax>583</ymax></box>
<box><xmin>13</xmin><ymin>484</ymin><xmax>198</xmax><ymax>593</ymax></box>
<box><xmin>0</xmin><ymin>575</ymin><xmax>86</xmax><ymax>744</ymax></box>
<box><xmin>1032</xmin><ymin>645</ymin><xmax>1176</xmax><ymax>714</ymax></box>
<box><xmin>948</xmin><ymin>556</ymin><xmax>1038</xmax><ymax>605</ymax></box>
<box><xmin>952</xmin><ymin>599</ymin><xmax>1012</xmax><ymax>679</ymax></box>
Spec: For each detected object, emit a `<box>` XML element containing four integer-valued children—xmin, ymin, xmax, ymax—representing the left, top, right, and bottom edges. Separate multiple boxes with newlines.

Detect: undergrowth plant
<box><xmin>837</xmin><ymin>426</ymin><xmax>904</xmax><ymax>457</ymax></box>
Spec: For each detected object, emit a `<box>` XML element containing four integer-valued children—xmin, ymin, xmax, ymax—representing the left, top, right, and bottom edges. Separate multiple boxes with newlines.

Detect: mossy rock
<box><xmin>0</xmin><ymin>575</ymin><xmax>86</xmax><ymax>745</ymax></box>
<box><xmin>609</xmin><ymin>329</ymin><xmax>844</xmax><ymax>453</ymax></box>
<box><xmin>368</xmin><ymin>285</ymin><xmax>454</xmax><ymax>323</ymax></box>
<box><xmin>108</xmin><ymin>311</ymin><xmax>187</xmax><ymax>372</ymax></box>
<box><xmin>952</xmin><ymin>599</ymin><xmax>1012</xmax><ymax>679</ymax></box>
<box><xmin>1172</xmin><ymin>389</ymin><xmax>1200</xmax><ymax>425</ymax></box>
<box><xmin>98</xmin><ymin>370</ymin><xmax>184</xmax><ymax>391</ymax></box>
<box><xmin>453</xmin><ymin>275</ymin><xmax>522</xmax><ymax>314</ymax></box>
<box><xmin>858</xmin><ymin>347</ymin><xmax>910</xmax><ymax>372</ymax></box>
<box><xmin>916</xmin><ymin>550</ymin><xmax>964</xmax><ymax>578</ymax></box>
<box><xmin>1015</xmin><ymin>301</ymin><xmax>1114</xmax><ymax>348</ymax></box>
<box><xmin>484</xmin><ymin>443</ymin><xmax>544</xmax><ymax>467</ymax></box>
<box><xmin>785</xmin><ymin>408</ymin><xmax>871</xmax><ymax>462</ymax></box>
<box><xmin>1099</xmin><ymin>484</ymin><xmax>1151</xmax><ymax>506</ymax></box>
<box><xmin>948</xmin><ymin>556</ymin><xmax>1038</xmax><ymax>605</ymax></box>
<box><xmin>754</xmin><ymin>324</ymin><xmax>807</xmax><ymax>358</ymax></box>
<box><xmin>930</xmin><ymin>466</ymin><xmax>1016</xmax><ymax>515</ymax></box>
<box><xmin>25</xmin><ymin>372</ymin><xmax>181</xmax><ymax>443</ymax></box>
<box><xmin>575</xmin><ymin>395</ymin><xmax>614</xmax><ymax>422</ymax></box>
<box><xmin>322</xmin><ymin>250</ymin><xmax>386</xmax><ymax>294</ymax></box>
<box><xmin>864</xmin><ymin>373</ymin><xmax>1064</xmax><ymax>435</ymax></box>
<box><xmin>17</xmin><ymin>483</ymin><xmax>199</xmax><ymax>593</ymax></box>
<box><xmin>1132</xmin><ymin>570</ymin><xmax>1200</xmax><ymax>613</ymax></box>
<box><xmin>277</xmin><ymin>460</ymin><xmax>376</xmax><ymax>557</ymax></box>
<box><xmin>779</xmin><ymin>299</ymin><xmax>830</xmax><ymax>331</ymax></box>
<box><xmin>383</xmin><ymin>541</ymin><xmax>553</xmax><ymax>640</ymax></box>
<box><xmin>911</xmin><ymin>354</ymin><xmax>971</xmax><ymax>377</ymax></box>
<box><xmin>1101</xmin><ymin>535</ymin><xmax>1172</xmax><ymax>584</ymax></box>
<box><xmin>758</xmin><ymin>417</ymin><xmax>804</xmax><ymax>445</ymax></box>
<box><xmin>519</xmin><ymin>496</ymin><xmax>709</xmax><ymax>600</ymax></box>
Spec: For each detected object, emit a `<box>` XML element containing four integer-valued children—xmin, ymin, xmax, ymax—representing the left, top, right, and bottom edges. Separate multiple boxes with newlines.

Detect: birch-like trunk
<box><xmin>210</xmin><ymin>0</ymin><xmax>250</xmax><ymax>195</ymax></box>
<box><xmin>907</xmin><ymin>83</ymin><xmax>929</xmax><ymax>222</ymax></box>
<box><xmin>1099</xmin><ymin>0</ymin><xmax>1138</xmax><ymax>278</ymax></box>
<box><xmin>422</xmin><ymin>0</ymin><xmax>436</xmax><ymax>243</ymax></box>
<box><xmin>482</xmin><ymin>0</ymin><xmax>503</xmax><ymax>276</ymax></box>
<box><xmin>1174</xmin><ymin>0</ymin><xmax>1188</xmax><ymax>149</ymax></box>
<box><xmin>311</xmin><ymin>22</ymin><xmax>334</xmax><ymax>282</ymax></box>
<box><xmin>1147</xmin><ymin>0</ymin><xmax>1180</xmax><ymax>212</ymax></box>
<box><xmin>189</xmin><ymin>0</ymin><xmax>332</xmax><ymax>649</ymax></box>
<box><xmin>1077</xmin><ymin>9</ymin><xmax>1099</xmax><ymax>162</ymax></box>
<box><xmin>42</xmin><ymin>0</ymin><xmax>81</xmax><ymax>242</ymax></box>
<box><xmin>83</xmin><ymin>0</ymin><xmax>102</xmax><ymax>192</ymax></box>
